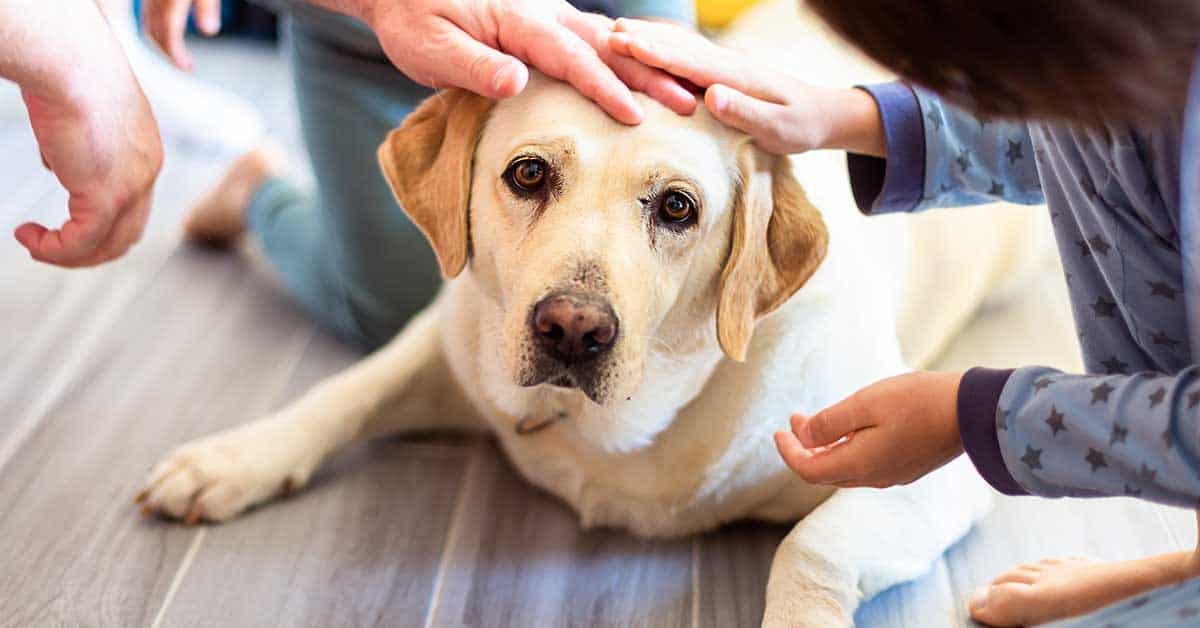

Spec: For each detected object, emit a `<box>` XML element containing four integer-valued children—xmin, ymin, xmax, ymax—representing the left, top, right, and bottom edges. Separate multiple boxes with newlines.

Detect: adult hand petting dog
<box><xmin>2</xmin><ymin>0</ymin><xmax>163</xmax><ymax>267</ymax></box>
<box><xmin>774</xmin><ymin>371</ymin><xmax>966</xmax><ymax>488</ymax></box>
<box><xmin>141</xmin><ymin>0</ymin><xmax>697</xmax><ymax>124</ymax></box>
<box><xmin>609</xmin><ymin>18</ymin><xmax>885</xmax><ymax>156</ymax></box>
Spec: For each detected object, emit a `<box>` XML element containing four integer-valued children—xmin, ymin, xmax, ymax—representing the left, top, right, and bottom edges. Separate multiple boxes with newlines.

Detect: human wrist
<box><xmin>817</xmin><ymin>87</ymin><xmax>885</xmax><ymax>157</ymax></box>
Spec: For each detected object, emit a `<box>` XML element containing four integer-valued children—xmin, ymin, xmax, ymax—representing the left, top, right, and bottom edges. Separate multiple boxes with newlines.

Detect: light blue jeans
<box><xmin>246</xmin><ymin>2</ymin><xmax>692</xmax><ymax>349</ymax></box>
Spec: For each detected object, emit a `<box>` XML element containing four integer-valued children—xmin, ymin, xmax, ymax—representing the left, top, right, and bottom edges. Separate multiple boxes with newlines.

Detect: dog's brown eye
<box><xmin>658</xmin><ymin>191</ymin><xmax>696</xmax><ymax>224</ymax></box>
<box><xmin>508</xmin><ymin>158</ymin><xmax>547</xmax><ymax>192</ymax></box>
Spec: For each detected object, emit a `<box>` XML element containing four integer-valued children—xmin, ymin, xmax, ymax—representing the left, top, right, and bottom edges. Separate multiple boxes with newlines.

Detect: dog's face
<box><xmin>379</xmin><ymin>77</ymin><xmax>827</xmax><ymax>407</ymax></box>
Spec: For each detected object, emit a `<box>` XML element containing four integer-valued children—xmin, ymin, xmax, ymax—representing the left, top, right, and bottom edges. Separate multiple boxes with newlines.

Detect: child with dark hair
<box><xmin>610</xmin><ymin>4</ymin><xmax>1200</xmax><ymax>626</ymax></box>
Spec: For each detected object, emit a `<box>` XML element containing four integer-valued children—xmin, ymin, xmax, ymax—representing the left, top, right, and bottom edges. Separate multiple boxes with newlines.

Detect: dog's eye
<box><xmin>657</xmin><ymin>190</ymin><xmax>697</xmax><ymax>225</ymax></box>
<box><xmin>506</xmin><ymin>157</ymin><xmax>548</xmax><ymax>193</ymax></box>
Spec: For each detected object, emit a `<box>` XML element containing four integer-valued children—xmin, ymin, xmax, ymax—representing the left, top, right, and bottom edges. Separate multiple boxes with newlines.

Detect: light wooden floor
<box><xmin>0</xmin><ymin>37</ymin><xmax>1194</xmax><ymax>628</ymax></box>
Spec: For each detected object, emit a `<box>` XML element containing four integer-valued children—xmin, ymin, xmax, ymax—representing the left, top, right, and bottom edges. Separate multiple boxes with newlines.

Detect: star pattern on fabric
<box><xmin>956</xmin><ymin>148</ymin><xmax>972</xmax><ymax>173</ymax></box>
<box><xmin>1005</xmin><ymin>139</ymin><xmax>1024</xmax><ymax>165</ymax></box>
<box><xmin>1188</xmin><ymin>390</ymin><xmax>1200</xmax><ymax>408</ymax></box>
<box><xmin>1021</xmin><ymin>445</ymin><xmax>1043</xmax><ymax>470</ymax></box>
<box><xmin>1151</xmin><ymin>329</ymin><xmax>1183</xmax><ymax>350</ymax></box>
<box><xmin>988</xmin><ymin>179</ymin><xmax>1005</xmax><ymax>196</ymax></box>
<box><xmin>1075</xmin><ymin>240</ymin><xmax>1092</xmax><ymax>257</ymax></box>
<box><xmin>1090</xmin><ymin>382</ymin><xmax>1113</xmax><ymax>404</ymax></box>
<box><xmin>1147</xmin><ymin>281</ymin><xmax>1179</xmax><ymax>300</ymax></box>
<box><xmin>1109</xmin><ymin>423</ymin><xmax>1128</xmax><ymax>445</ymax></box>
<box><xmin>1087</xmin><ymin>235</ymin><xmax>1111</xmax><ymax>255</ymax></box>
<box><xmin>1085</xmin><ymin>448</ymin><xmax>1108</xmax><ymax>472</ymax></box>
<box><xmin>1102</xmin><ymin>356</ymin><xmax>1128</xmax><ymax>374</ymax></box>
<box><xmin>1090</xmin><ymin>296</ymin><xmax>1118</xmax><ymax>318</ymax></box>
<box><xmin>1045</xmin><ymin>407</ymin><xmax>1067</xmax><ymax>436</ymax></box>
<box><xmin>1138</xmin><ymin>463</ymin><xmax>1158</xmax><ymax>484</ymax></box>
<box><xmin>1149</xmin><ymin>386</ymin><xmax>1166</xmax><ymax>408</ymax></box>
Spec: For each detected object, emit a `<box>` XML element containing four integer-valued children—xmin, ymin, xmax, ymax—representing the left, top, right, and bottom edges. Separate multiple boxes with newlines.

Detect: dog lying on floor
<box><xmin>137</xmin><ymin>75</ymin><xmax>993</xmax><ymax>626</ymax></box>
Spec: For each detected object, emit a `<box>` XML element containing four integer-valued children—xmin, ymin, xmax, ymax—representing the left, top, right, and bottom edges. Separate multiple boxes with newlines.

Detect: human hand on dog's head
<box><xmin>774</xmin><ymin>371</ymin><xmax>965</xmax><ymax>488</ymax></box>
<box><xmin>141</xmin><ymin>0</ymin><xmax>697</xmax><ymax>125</ymax></box>
<box><xmin>609</xmin><ymin>18</ymin><xmax>885</xmax><ymax>156</ymax></box>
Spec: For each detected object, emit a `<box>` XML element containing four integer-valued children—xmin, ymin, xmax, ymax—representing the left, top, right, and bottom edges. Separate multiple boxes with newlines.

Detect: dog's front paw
<box><xmin>761</xmin><ymin>593</ymin><xmax>852</xmax><ymax>628</ymax></box>
<box><xmin>135</xmin><ymin>419</ymin><xmax>313</xmax><ymax>524</ymax></box>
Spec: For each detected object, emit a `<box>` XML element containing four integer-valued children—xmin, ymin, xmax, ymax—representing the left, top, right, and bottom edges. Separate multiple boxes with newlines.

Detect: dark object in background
<box><xmin>133</xmin><ymin>0</ymin><xmax>280</xmax><ymax>41</ymax></box>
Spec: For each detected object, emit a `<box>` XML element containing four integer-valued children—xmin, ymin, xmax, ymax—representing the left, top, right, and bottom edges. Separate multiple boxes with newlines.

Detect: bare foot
<box><xmin>184</xmin><ymin>143</ymin><xmax>286</xmax><ymax>247</ymax></box>
<box><xmin>969</xmin><ymin>552</ymin><xmax>1200</xmax><ymax>626</ymax></box>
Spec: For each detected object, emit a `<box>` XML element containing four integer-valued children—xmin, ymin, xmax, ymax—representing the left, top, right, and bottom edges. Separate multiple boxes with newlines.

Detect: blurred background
<box><xmin>0</xmin><ymin>1</ymin><xmax>1194</xmax><ymax>627</ymax></box>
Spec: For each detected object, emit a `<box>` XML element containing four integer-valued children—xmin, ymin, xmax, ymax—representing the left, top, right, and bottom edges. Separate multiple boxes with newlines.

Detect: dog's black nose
<box><xmin>531</xmin><ymin>292</ymin><xmax>618</xmax><ymax>364</ymax></box>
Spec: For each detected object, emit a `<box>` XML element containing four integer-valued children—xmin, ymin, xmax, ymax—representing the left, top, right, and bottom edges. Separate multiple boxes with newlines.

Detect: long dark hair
<box><xmin>806</xmin><ymin>0</ymin><xmax>1200</xmax><ymax>124</ymax></box>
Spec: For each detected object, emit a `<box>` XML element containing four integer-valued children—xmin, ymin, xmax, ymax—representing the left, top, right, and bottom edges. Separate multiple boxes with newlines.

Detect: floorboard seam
<box><xmin>150</xmin><ymin>528</ymin><xmax>207</xmax><ymax>628</ymax></box>
<box><xmin>0</xmin><ymin>269</ymin><xmax>152</xmax><ymax>474</ymax></box>
<box><xmin>421</xmin><ymin>442</ymin><xmax>481</xmax><ymax>628</ymax></box>
<box><xmin>690</xmin><ymin>538</ymin><xmax>700</xmax><ymax>628</ymax></box>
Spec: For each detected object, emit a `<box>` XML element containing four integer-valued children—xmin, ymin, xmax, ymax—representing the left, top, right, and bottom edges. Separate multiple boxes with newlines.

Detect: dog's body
<box><xmin>141</xmin><ymin>77</ymin><xmax>991</xmax><ymax>626</ymax></box>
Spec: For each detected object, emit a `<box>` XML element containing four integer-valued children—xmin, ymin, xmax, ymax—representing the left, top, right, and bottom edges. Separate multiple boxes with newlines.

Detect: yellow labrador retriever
<box><xmin>138</xmin><ymin>76</ymin><xmax>991</xmax><ymax>627</ymax></box>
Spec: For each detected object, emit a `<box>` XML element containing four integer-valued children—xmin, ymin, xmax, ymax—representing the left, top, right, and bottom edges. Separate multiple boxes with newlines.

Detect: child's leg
<box><xmin>970</xmin><ymin>510</ymin><xmax>1200</xmax><ymax>626</ymax></box>
<box><xmin>186</xmin><ymin>16</ymin><xmax>442</xmax><ymax>348</ymax></box>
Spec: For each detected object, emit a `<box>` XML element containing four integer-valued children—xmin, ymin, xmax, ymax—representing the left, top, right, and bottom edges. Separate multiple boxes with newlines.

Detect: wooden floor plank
<box><xmin>695</xmin><ymin>521</ymin><xmax>787</xmax><ymax>628</ymax></box>
<box><xmin>426</xmin><ymin>442</ymin><xmax>694</xmax><ymax>628</ymax></box>
<box><xmin>155</xmin><ymin>439</ymin><xmax>470</xmax><ymax>628</ymax></box>
<box><xmin>0</xmin><ymin>248</ymin><xmax>313</xmax><ymax>628</ymax></box>
<box><xmin>152</xmin><ymin>324</ymin><xmax>476</xmax><ymax>628</ymax></box>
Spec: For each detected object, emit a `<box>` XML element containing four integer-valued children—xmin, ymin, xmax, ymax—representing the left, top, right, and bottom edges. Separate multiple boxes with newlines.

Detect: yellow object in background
<box><xmin>695</xmin><ymin>0</ymin><xmax>763</xmax><ymax>29</ymax></box>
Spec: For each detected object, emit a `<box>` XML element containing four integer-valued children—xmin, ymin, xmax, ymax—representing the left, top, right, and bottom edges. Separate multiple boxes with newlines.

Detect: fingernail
<box><xmin>492</xmin><ymin>63</ymin><xmax>518</xmax><ymax>96</ymax></box>
<box><xmin>199</xmin><ymin>14</ymin><xmax>219</xmax><ymax>34</ymax></box>
<box><xmin>969</xmin><ymin>586</ymin><xmax>989</xmax><ymax>610</ymax></box>
<box><xmin>708</xmin><ymin>86</ymin><xmax>726</xmax><ymax>112</ymax></box>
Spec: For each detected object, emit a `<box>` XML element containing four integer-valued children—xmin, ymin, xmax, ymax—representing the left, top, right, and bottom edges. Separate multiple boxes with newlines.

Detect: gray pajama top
<box><xmin>852</xmin><ymin>66</ymin><xmax>1200</xmax><ymax>509</ymax></box>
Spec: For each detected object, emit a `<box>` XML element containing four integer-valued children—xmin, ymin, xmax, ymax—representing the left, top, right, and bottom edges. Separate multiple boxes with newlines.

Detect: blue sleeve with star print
<box><xmin>960</xmin><ymin>366</ymin><xmax>1200</xmax><ymax>509</ymax></box>
<box><xmin>847</xmin><ymin>82</ymin><xmax>1044</xmax><ymax>215</ymax></box>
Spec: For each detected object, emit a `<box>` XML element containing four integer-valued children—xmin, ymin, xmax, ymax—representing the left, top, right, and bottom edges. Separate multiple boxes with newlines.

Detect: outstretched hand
<box><xmin>774</xmin><ymin>371</ymin><xmax>965</xmax><ymax>488</ymax></box>
<box><xmin>6</xmin><ymin>0</ymin><xmax>163</xmax><ymax>267</ymax></box>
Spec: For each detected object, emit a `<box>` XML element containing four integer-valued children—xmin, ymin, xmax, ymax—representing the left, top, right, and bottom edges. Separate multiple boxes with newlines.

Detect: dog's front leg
<box><xmin>761</xmin><ymin>458</ymin><xmax>992</xmax><ymax>627</ymax></box>
<box><xmin>137</xmin><ymin>304</ymin><xmax>484</xmax><ymax>523</ymax></box>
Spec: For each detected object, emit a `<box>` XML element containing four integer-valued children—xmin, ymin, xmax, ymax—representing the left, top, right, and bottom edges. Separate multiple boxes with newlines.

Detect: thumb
<box><xmin>429</xmin><ymin>27</ymin><xmax>529</xmax><ymax>99</ymax></box>
<box><xmin>705</xmin><ymin>84</ymin><xmax>785</xmax><ymax>149</ymax></box>
<box><xmin>794</xmin><ymin>400</ymin><xmax>873</xmax><ymax>449</ymax></box>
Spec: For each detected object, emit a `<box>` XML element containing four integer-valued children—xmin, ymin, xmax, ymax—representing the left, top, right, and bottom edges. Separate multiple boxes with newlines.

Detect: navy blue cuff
<box><xmin>846</xmin><ymin>82</ymin><xmax>925</xmax><ymax>215</ymax></box>
<box><xmin>958</xmin><ymin>367</ymin><xmax>1029</xmax><ymax>496</ymax></box>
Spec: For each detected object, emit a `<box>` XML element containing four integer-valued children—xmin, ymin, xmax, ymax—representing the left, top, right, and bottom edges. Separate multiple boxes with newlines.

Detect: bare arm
<box><xmin>0</xmin><ymin>0</ymin><xmax>162</xmax><ymax>267</ymax></box>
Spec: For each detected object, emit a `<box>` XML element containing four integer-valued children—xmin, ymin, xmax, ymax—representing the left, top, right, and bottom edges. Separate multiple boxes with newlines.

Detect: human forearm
<box><xmin>0</xmin><ymin>0</ymin><xmax>129</xmax><ymax>105</ymax></box>
<box><xmin>813</xmin><ymin>87</ymin><xmax>885</xmax><ymax>157</ymax></box>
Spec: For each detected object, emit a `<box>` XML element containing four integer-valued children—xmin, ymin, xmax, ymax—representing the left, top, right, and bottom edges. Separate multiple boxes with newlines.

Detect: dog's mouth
<box><xmin>518</xmin><ymin>367</ymin><xmax>606</xmax><ymax>405</ymax></box>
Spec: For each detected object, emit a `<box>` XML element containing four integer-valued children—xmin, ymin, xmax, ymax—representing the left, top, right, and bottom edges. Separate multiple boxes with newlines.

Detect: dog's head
<box><xmin>379</xmin><ymin>77</ymin><xmax>827</xmax><ymax>407</ymax></box>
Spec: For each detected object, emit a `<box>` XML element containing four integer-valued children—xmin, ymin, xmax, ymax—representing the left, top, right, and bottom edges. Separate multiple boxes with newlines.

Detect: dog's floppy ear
<box><xmin>716</xmin><ymin>143</ymin><xmax>829</xmax><ymax>362</ymax></box>
<box><xmin>377</xmin><ymin>89</ymin><xmax>495</xmax><ymax>278</ymax></box>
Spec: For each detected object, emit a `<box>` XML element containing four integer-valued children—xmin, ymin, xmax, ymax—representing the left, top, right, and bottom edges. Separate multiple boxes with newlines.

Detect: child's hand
<box><xmin>141</xmin><ymin>0</ymin><xmax>222</xmax><ymax>71</ymax></box>
<box><xmin>774</xmin><ymin>371</ymin><xmax>965</xmax><ymax>488</ymax></box>
<box><xmin>609</xmin><ymin>18</ymin><xmax>885</xmax><ymax>156</ymax></box>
